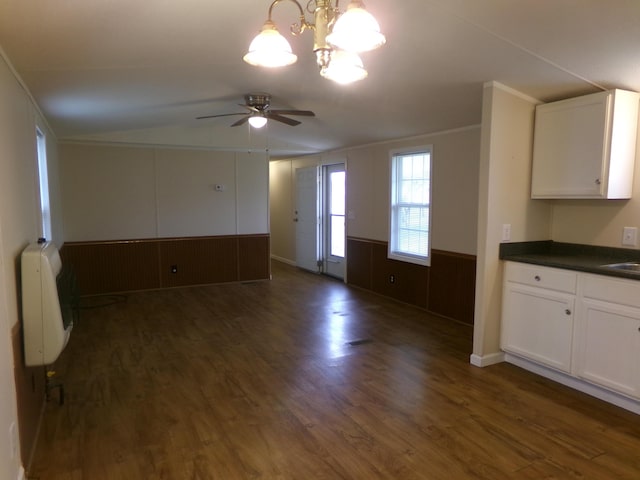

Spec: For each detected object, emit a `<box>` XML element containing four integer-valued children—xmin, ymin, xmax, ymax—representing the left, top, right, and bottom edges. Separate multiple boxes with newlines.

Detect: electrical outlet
<box><xmin>622</xmin><ymin>227</ymin><xmax>638</xmax><ymax>246</ymax></box>
<box><xmin>502</xmin><ymin>224</ymin><xmax>512</xmax><ymax>242</ymax></box>
<box><xmin>389</xmin><ymin>274</ymin><xmax>395</xmax><ymax>283</ymax></box>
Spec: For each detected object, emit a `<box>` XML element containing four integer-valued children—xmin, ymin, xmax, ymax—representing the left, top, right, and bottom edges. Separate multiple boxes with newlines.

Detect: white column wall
<box><xmin>59</xmin><ymin>144</ymin><xmax>269</xmax><ymax>242</ymax></box>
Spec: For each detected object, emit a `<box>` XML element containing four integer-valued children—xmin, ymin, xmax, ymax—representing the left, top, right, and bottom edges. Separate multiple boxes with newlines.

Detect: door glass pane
<box><xmin>330</xmin><ymin>215</ymin><xmax>345</xmax><ymax>257</ymax></box>
<box><xmin>329</xmin><ymin>170</ymin><xmax>345</xmax><ymax>258</ymax></box>
<box><xmin>330</xmin><ymin>171</ymin><xmax>345</xmax><ymax>215</ymax></box>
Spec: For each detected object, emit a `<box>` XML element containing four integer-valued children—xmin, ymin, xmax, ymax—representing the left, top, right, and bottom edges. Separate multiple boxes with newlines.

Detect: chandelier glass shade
<box><xmin>325</xmin><ymin>1</ymin><xmax>386</xmax><ymax>52</ymax></box>
<box><xmin>243</xmin><ymin>0</ymin><xmax>385</xmax><ymax>84</ymax></box>
<box><xmin>320</xmin><ymin>50</ymin><xmax>367</xmax><ymax>84</ymax></box>
<box><xmin>243</xmin><ymin>20</ymin><xmax>297</xmax><ymax>67</ymax></box>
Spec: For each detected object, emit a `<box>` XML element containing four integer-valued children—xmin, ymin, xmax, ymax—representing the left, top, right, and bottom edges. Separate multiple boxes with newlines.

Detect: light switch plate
<box><xmin>622</xmin><ymin>226</ymin><xmax>637</xmax><ymax>246</ymax></box>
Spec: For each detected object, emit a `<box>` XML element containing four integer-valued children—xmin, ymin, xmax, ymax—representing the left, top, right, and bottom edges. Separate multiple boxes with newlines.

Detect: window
<box><xmin>36</xmin><ymin>127</ymin><xmax>52</xmax><ymax>241</ymax></box>
<box><xmin>389</xmin><ymin>147</ymin><xmax>432</xmax><ymax>266</ymax></box>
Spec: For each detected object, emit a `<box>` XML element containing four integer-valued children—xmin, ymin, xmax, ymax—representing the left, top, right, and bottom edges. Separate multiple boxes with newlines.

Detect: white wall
<box><xmin>0</xmin><ymin>220</ymin><xmax>20</xmax><ymax>480</ymax></box>
<box><xmin>270</xmin><ymin>127</ymin><xmax>481</xmax><ymax>264</ymax></box>
<box><xmin>269</xmin><ymin>159</ymin><xmax>296</xmax><ymax>263</ymax></box>
<box><xmin>343</xmin><ymin>146</ymin><xmax>391</xmax><ymax>243</ymax></box>
<box><xmin>0</xmin><ymin>50</ymin><xmax>62</xmax><ymax>480</ymax></box>
<box><xmin>60</xmin><ymin>144</ymin><xmax>268</xmax><ymax>241</ymax></box>
<box><xmin>346</xmin><ymin>127</ymin><xmax>481</xmax><ymax>255</ymax></box>
<box><xmin>472</xmin><ymin>82</ymin><xmax>553</xmax><ymax>366</ymax></box>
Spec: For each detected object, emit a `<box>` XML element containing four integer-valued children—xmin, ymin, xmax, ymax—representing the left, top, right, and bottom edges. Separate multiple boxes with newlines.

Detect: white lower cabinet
<box><xmin>502</xmin><ymin>282</ymin><xmax>575</xmax><ymax>373</ymax></box>
<box><xmin>574</xmin><ymin>275</ymin><xmax>640</xmax><ymax>399</ymax></box>
<box><xmin>502</xmin><ymin>262</ymin><xmax>640</xmax><ymax>406</ymax></box>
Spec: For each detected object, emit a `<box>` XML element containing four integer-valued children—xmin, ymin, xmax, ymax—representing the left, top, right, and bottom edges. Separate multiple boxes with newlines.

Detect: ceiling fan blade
<box><xmin>266</xmin><ymin>113</ymin><xmax>301</xmax><ymax>126</ymax></box>
<box><xmin>269</xmin><ymin>109</ymin><xmax>315</xmax><ymax>117</ymax></box>
<box><xmin>230</xmin><ymin>116</ymin><xmax>250</xmax><ymax>127</ymax></box>
<box><xmin>196</xmin><ymin>112</ymin><xmax>246</xmax><ymax>120</ymax></box>
<box><xmin>240</xmin><ymin>104</ymin><xmax>260</xmax><ymax>113</ymax></box>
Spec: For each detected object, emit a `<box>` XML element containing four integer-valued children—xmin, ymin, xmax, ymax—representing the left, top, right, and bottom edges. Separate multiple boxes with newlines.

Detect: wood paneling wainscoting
<box><xmin>61</xmin><ymin>235</ymin><xmax>270</xmax><ymax>295</ymax></box>
<box><xmin>346</xmin><ymin>237</ymin><xmax>476</xmax><ymax>324</ymax></box>
<box><xmin>11</xmin><ymin>322</ymin><xmax>45</xmax><ymax>470</ymax></box>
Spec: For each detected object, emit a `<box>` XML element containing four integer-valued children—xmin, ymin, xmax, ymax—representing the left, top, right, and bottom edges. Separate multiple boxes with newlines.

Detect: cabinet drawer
<box><xmin>504</xmin><ymin>262</ymin><xmax>577</xmax><ymax>294</ymax></box>
<box><xmin>582</xmin><ymin>274</ymin><xmax>640</xmax><ymax>309</ymax></box>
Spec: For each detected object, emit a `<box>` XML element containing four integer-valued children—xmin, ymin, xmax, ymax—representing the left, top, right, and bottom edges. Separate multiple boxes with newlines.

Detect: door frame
<box><xmin>321</xmin><ymin>162</ymin><xmax>346</xmax><ymax>279</ymax></box>
<box><xmin>294</xmin><ymin>165</ymin><xmax>321</xmax><ymax>272</ymax></box>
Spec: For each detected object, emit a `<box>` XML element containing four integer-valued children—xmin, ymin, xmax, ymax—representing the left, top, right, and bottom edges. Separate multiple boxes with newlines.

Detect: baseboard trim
<box><xmin>470</xmin><ymin>351</ymin><xmax>505</xmax><ymax>367</ymax></box>
<box><xmin>270</xmin><ymin>255</ymin><xmax>296</xmax><ymax>266</ymax></box>
<box><xmin>504</xmin><ymin>353</ymin><xmax>640</xmax><ymax>415</ymax></box>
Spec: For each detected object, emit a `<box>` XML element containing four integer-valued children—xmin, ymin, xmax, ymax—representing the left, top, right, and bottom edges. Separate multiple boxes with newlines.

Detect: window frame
<box><xmin>388</xmin><ymin>146</ymin><xmax>433</xmax><ymax>267</ymax></box>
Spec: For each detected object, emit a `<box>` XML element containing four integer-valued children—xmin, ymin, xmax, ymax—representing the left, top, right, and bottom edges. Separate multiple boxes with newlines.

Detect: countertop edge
<box><xmin>499</xmin><ymin>241</ymin><xmax>640</xmax><ymax>281</ymax></box>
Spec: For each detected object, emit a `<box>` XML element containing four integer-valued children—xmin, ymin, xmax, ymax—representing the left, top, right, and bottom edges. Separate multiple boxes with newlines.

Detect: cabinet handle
<box><xmin>595</xmin><ymin>178</ymin><xmax>601</xmax><ymax>185</ymax></box>
<box><xmin>534</xmin><ymin>275</ymin><xmax>541</xmax><ymax>281</ymax></box>
<box><xmin>565</xmin><ymin>309</ymin><xmax>571</xmax><ymax>315</ymax></box>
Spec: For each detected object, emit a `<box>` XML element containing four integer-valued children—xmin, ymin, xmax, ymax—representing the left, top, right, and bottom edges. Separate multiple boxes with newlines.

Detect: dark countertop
<box><xmin>499</xmin><ymin>241</ymin><xmax>640</xmax><ymax>280</ymax></box>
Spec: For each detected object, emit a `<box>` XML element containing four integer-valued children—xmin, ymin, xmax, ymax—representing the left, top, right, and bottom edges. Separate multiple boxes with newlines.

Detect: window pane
<box><xmin>36</xmin><ymin>128</ymin><xmax>51</xmax><ymax>241</ymax></box>
<box><xmin>412</xmin><ymin>155</ymin><xmax>425</xmax><ymax>178</ymax></box>
<box><xmin>397</xmin><ymin>206</ymin><xmax>429</xmax><ymax>256</ymax></box>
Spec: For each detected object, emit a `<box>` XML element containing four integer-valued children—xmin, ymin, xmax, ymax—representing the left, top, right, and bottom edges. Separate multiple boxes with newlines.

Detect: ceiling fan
<box><xmin>196</xmin><ymin>93</ymin><xmax>315</xmax><ymax>127</ymax></box>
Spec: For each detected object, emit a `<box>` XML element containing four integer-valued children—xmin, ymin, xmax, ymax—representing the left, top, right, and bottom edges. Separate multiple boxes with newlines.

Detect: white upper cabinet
<box><xmin>531</xmin><ymin>89</ymin><xmax>639</xmax><ymax>199</ymax></box>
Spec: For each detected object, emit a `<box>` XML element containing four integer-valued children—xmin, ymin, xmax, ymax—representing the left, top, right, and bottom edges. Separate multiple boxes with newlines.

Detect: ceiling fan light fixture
<box><xmin>326</xmin><ymin>1</ymin><xmax>386</xmax><ymax>52</ymax></box>
<box><xmin>196</xmin><ymin>93</ymin><xmax>314</xmax><ymax>127</ymax></box>
<box><xmin>243</xmin><ymin>20</ymin><xmax>298</xmax><ymax>68</ymax></box>
<box><xmin>248</xmin><ymin>115</ymin><xmax>268</xmax><ymax>128</ymax></box>
<box><xmin>321</xmin><ymin>50</ymin><xmax>368</xmax><ymax>85</ymax></box>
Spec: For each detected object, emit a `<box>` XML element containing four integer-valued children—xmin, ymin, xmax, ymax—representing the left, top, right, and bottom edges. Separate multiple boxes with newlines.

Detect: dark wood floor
<box><xmin>29</xmin><ymin>261</ymin><xmax>640</xmax><ymax>479</ymax></box>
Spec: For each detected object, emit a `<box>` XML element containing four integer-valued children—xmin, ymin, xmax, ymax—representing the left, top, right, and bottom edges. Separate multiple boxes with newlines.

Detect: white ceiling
<box><xmin>1</xmin><ymin>0</ymin><xmax>639</xmax><ymax>157</ymax></box>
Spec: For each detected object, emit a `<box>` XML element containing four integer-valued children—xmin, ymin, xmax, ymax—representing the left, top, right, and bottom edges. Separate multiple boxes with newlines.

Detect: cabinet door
<box><xmin>575</xmin><ymin>299</ymin><xmax>640</xmax><ymax>398</ymax></box>
<box><xmin>501</xmin><ymin>282</ymin><xmax>575</xmax><ymax>373</ymax></box>
<box><xmin>531</xmin><ymin>91</ymin><xmax>609</xmax><ymax>198</ymax></box>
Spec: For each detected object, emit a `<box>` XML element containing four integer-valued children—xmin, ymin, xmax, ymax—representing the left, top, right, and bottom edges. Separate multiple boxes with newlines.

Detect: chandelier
<box><xmin>243</xmin><ymin>0</ymin><xmax>385</xmax><ymax>84</ymax></box>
